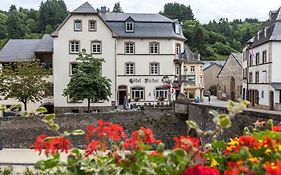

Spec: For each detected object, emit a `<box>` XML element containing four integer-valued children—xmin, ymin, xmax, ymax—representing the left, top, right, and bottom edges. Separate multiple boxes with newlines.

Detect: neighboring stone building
<box><xmin>217</xmin><ymin>53</ymin><xmax>243</xmax><ymax>100</ymax></box>
<box><xmin>202</xmin><ymin>61</ymin><xmax>225</xmax><ymax>93</ymax></box>
<box><xmin>242</xmin><ymin>7</ymin><xmax>281</xmax><ymax>110</ymax></box>
<box><xmin>0</xmin><ymin>34</ymin><xmax>53</xmax><ymax>116</ymax></box>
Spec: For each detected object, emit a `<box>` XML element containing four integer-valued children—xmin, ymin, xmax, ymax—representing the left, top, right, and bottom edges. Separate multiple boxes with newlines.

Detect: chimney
<box><xmin>101</xmin><ymin>6</ymin><xmax>107</xmax><ymax>14</ymax></box>
<box><xmin>197</xmin><ymin>53</ymin><xmax>201</xmax><ymax>61</ymax></box>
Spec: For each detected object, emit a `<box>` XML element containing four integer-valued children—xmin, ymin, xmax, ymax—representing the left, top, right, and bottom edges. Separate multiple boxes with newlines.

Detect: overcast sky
<box><xmin>1</xmin><ymin>0</ymin><xmax>280</xmax><ymax>23</ymax></box>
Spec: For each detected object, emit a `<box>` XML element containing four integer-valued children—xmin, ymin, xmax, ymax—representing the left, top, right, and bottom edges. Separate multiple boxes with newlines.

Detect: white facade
<box><xmin>53</xmin><ymin>14</ymin><xmax>116</xmax><ymax>108</ymax></box>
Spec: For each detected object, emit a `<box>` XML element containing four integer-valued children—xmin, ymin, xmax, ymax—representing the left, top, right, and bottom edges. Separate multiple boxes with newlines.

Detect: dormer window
<box><xmin>74</xmin><ymin>20</ymin><xmax>82</xmax><ymax>31</ymax></box>
<box><xmin>257</xmin><ymin>31</ymin><xmax>260</xmax><ymax>40</ymax></box>
<box><xmin>175</xmin><ymin>24</ymin><xmax>181</xmax><ymax>34</ymax></box>
<box><xmin>264</xmin><ymin>27</ymin><xmax>268</xmax><ymax>37</ymax></box>
<box><xmin>125</xmin><ymin>21</ymin><xmax>134</xmax><ymax>32</ymax></box>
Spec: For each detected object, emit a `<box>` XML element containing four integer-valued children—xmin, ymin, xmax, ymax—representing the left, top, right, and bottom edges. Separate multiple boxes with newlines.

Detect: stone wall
<box><xmin>0</xmin><ymin>108</ymin><xmax>187</xmax><ymax>149</ymax></box>
<box><xmin>188</xmin><ymin>103</ymin><xmax>281</xmax><ymax>143</ymax></box>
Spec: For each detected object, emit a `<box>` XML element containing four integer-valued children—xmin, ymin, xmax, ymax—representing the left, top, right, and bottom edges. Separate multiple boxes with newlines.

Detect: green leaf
<box><xmin>209</xmin><ymin>110</ymin><xmax>219</xmax><ymax>117</ymax></box>
<box><xmin>36</xmin><ymin>107</ymin><xmax>48</xmax><ymax>114</ymax></box>
<box><xmin>71</xmin><ymin>129</ymin><xmax>85</xmax><ymax>136</ymax></box>
<box><xmin>64</xmin><ymin>131</ymin><xmax>71</xmax><ymax>136</ymax></box>
<box><xmin>48</xmin><ymin>123</ymin><xmax>60</xmax><ymax>131</ymax></box>
<box><xmin>0</xmin><ymin>105</ymin><xmax>6</xmax><ymax>111</ymax></box>
<box><xmin>43</xmin><ymin>114</ymin><xmax>56</xmax><ymax>122</ymax></box>
<box><xmin>214</xmin><ymin>114</ymin><xmax>231</xmax><ymax>128</ymax></box>
<box><xmin>186</xmin><ymin>120</ymin><xmax>199</xmax><ymax>129</ymax></box>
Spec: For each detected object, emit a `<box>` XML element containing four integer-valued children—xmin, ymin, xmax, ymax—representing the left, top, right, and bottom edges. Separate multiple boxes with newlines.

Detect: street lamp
<box><xmin>162</xmin><ymin>75</ymin><xmax>172</xmax><ymax>105</ymax></box>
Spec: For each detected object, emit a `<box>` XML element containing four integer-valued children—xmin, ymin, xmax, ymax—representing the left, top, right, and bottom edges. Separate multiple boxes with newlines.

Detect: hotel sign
<box><xmin>129</xmin><ymin>78</ymin><xmax>159</xmax><ymax>84</ymax></box>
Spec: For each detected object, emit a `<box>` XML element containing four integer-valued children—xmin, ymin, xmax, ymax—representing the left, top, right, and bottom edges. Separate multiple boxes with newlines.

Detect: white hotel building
<box><xmin>0</xmin><ymin>2</ymin><xmax>204</xmax><ymax>114</ymax></box>
<box><xmin>242</xmin><ymin>7</ymin><xmax>281</xmax><ymax>110</ymax></box>
<box><xmin>51</xmin><ymin>2</ymin><xmax>186</xmax><ymax>113</ymax></box>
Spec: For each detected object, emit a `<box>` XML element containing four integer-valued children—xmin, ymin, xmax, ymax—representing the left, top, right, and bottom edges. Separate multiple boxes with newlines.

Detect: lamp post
<box><xmin>162</xmin><ymin>75</ymin><xmax>172</xmax><ymax>105</ymax></box>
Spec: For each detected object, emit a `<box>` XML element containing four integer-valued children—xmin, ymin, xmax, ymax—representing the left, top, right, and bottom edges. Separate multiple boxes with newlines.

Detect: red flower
<box><xmin>122</xmin><ymin>127</ymin><xmax>156</xmax><ymax>150</ymax></box>
<box><xmin>272</xmin><ymin>125</ymin><xmax>281</xmax><ymax>132</ymax></box>
<box><xmin>86</xmin><ymin>120</ymin><xmax>126</xmax><ymax>141</ymax></box>
<box><xmin>224</xmin><ymin>161</ymin><xmax>256</xmax><ymax>175</ymax></box>
<box><xmin>264</xmin><ymin>161</ymin><xmax>281</xmax><ymax>175</ymax></box>
<box><xmin>173</xmin><ymin>136</ymin><xmax>200</xmax><ymax>151</ymax></box>
<box><xmin>239</xmin><ymin>136</ymin><xmax>258</xmax><ymax>148</ymax></box>
<box><xmin>181</xmin><ymin>164</ymin><xmax>220</xmax><ymax>175</ymax></box>
<box><xmin>85</xmin><ymin>140</ymin><xmax>105</xmax><ymax>156</ymax></box>
<box><xmin>31</xmin><ymin>135</ymin><xmax>70</xmax><ymax>155</ymax></box>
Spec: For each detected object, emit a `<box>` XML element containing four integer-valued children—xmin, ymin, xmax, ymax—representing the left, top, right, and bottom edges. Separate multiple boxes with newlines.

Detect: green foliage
<box><xmin>63</xmin><ymin>49</ymin><xmax>112</xmax><ymax>113</ymax></box>
<box><xmin>38</xmin><ymin>0</ymin><xmax>68</xmax><ymax>33</ymax></box>
<box><xmin>0</xmin><ymin>61</ymin><xmax>50</xmax><ymax>111</ymax></box>
<box><xmin>112</xmin><ymin>2</ymin><xmax>124</xmax><ymax>13</ymax></box>
<box><xmin>160</xmin><ymin>2</ymin><xmax>194</xmax><ymax>22</ymax></box>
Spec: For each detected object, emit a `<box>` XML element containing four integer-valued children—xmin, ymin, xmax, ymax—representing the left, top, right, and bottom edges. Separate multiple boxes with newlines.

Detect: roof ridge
<box><xmin>72</xmin><ymin>2</ymin><xmax>96</xmax><ymax>14</ymax></box>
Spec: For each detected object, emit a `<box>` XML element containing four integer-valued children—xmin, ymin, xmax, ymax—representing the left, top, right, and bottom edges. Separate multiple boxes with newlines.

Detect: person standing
<box><xmin>123</xmin><ymin>96</ymin><xmax>128</xmax><ymax>110</ymax></box>
<box><xmin>208</xmin><ymin>95</ymin><xmax>211</xmax><ymax>104</ymax></box>
<box><xmin>128</xmin><ymin>97</ymin><xmax>131</xmax><ymax>109</ymax></box>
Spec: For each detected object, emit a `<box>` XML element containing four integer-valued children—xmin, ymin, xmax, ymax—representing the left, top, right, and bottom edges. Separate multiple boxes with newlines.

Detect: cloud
<box><xmin>1</xmin><ymin>0</ymin><xmax>280</xmax><ymax>23</ymax></box>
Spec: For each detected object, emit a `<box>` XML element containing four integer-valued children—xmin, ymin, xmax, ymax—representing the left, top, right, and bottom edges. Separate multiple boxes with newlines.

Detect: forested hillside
<box><xmin>161</xmin><ymin>3</ymin><xmax>261</xmax><ymax>60</ymax></box>
<box><xmin>0</xmin><ymin>1</ymin><xmax>261</xmax><ymax>61</ymax></box>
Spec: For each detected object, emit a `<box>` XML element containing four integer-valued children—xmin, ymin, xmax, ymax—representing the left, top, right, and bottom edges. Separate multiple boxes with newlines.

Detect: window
<box><xmin>150</xmin><ymin>42</ymin><xmax>159</xmax><ymax>54</ymax></box>
<box><xmin>256</xmin><ymin>52</ymin><xmax>260</xmax><ymax>65</ymax></box>
<box><xmin>70</xmin><ymin>62</ymin><xmax>78</xmax><ymax>75</ymax></box>
<box><xmin>125</xmin><ymin>63</ymin><xmax>134</xmax><ymax>75</ymax></box>
<box><xmin>176</xmin><ymin>44</ymin><xmax>181</xmax><ymax>54</ymax></box>
<box><xmin>131</xmin><ymin>87</ymin><xmax>144</xmax><ymax>100</ymax></box>
<box><xmin>125</xmin><ymin>42</ymin><xmax>135</xmax><ymax>54</ymax></box>
<box><xmin>200</xmin><ymin>66</ymin><xmax>203</xmax><ymax>71</ymax></box>
<box><xmin>175</xmin><ymin>24</ymin><xmax>180</xmax><ymax>34</ymax></box>
<box><xmin>125</xmin><ymin>21</ymin><xmax>134</xmax><ymax>32</ymax></box>
<box><xmin>69</xmin><ymin>41</ymin><xmax>80</xmax><ymax>53</ymax></box>
<box><xmin>187</xmin><ymin>75</ymin><xmax>195</xmax><ymax>84</ymax></box>
<box><xmin>74</xmin><ymin>20</ymin><xmax>82</xmax><ymax>31</ymax></box>
<box><xmin>91</xmin><ymin>41</ymin><xmax>102</xmax><ymax>54</ymax></box>
<box><xmin>255</xmin><ymin>71</ymin><xmax>259</xmax><ymax>83</ymax></box>
<box><xmin>150</xmin><ymin>63</ymin><xmax>159</xmax><ymax>75</ymax></box>
<box><xmin>191</xmin><ymin>66</ymin><xmax>195</xmax><ymax>72</ymax></box>
<box><xmin>89</xmin><ymin>20</ymin><xmax>96</xmax><ymax>31</ymax></box>
<box><xmin>261</xmin><ymin>91</ymin><xmax>264</xmax><ymax>98</ymax></box>
<box><xmin>262</xmin><ymin>50</ymin><xmax>267</xmax><ymax>63</ymax></box>
<box><xmin>44</xmin><ymin>83</ymin><xmax>54</xmax><ymax>97</ymax></box>
<box><xmin>249</xmin><ymin>72</ymin><xmax>253</xmax><ymax>83</ymax></box>
<box><xmin>155</xmin><ymin>87</ymin><xmax>168</xmax><ymax>99</ymax></box>
<box><xmin>262</xmin><ymin>70</ymin><xmax>267</xmax><ymax>83</ymax></box>
<box><xmin>183</xmin><ymin>66</ymin><xmax>187</xmax><ymax>72</ymax></box>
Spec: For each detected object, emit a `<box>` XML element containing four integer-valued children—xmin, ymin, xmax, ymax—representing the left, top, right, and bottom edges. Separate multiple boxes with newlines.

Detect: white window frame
<box><xmin>88</xmin><ymin>20</ymin><xmax>97</xmax><ymax>31</ymax></box>
<box><xmin>155</xmin><ymin>88</ymin><xmax>168</xmax><ymax>99</ymax></box>
<box><xmin>125</xmin><ymin>63</ymin><xmax>135</xmax><ymax>75</ymax></box>
<box><xmin>175</xmin><ymin>24</ymin><xmax>180</xmax><ymax>34</ymax></box>
<box><xmin>150</xmin><ymin>63</ymin><xmax>159</xmax><ymax>75</ymax></box>
<box><xmin>131</xmin><ymin>87</ymin><xmax>144</xmax><ymax>100</ymax></box>
<box><xmin>91</xmin><ymin>41</ymin><xmax>102</xmax><ymax>54</ymax></box>
<box><xmin>74</xmin><ymin>20</ymin><xmax>82</xmax><ymax>31</ymax></box>
<box><xmin>69</xmin><ymin>62</ymin><xmax>78</xmax><ymax>75</ymax></box>
<box><xmin>191</xmin><ymin>66</ymin><xmax>195</xmax><ymax>72</ymax></box>
<box><xmin>125</xmin><ymin>42</ymin><xmax>135</xmax><ymax>54</ymax></box>
<box><xmin>69</xmin><ymin>41</ymin><xmax>80</xmax><ymax>54</ymax></box>
<box><xmin>150</xmin><ymin>42</ymin><xmax>159</xmax><ymax>54</ymax></box>
<box><xmin>125</xmin><ymin>21</ymin><xmax>134</xmax><ymax>32</ymax></box>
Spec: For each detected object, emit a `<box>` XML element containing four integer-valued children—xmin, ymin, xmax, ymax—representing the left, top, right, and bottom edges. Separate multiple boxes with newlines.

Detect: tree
<box><xmin>38</xmin><ymin>0</ymin><xmax>68</xmax><ymax>32</ymax></box>
<box><xmin>6</xmin><ymin>10</ymin><xmax>27</xmax><ymax>39</ymax></box>
<box><xmin>112</xmin><ymin>2</ymin><xmax>123</xmax><ymax>13</ymax></box>
<box><xmin>0</xmin><ymin>61</ymin><xmax>50</xmax><ymax>111</ymax></box>
<box><xmin>160</xmin><ymin>3</ymin><xmax>194</xmax><ymax>22</ymax></box>
<box><xmin>63</xmin><ymin>49</ymin><xmax>112</xmax><ymax>113</ymax></box>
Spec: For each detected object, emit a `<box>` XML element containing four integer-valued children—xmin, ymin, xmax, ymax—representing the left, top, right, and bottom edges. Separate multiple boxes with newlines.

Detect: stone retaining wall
<box><xmin>0</xmin><ymin>108</ymin><xmax>187</xmax><ymax>149</ymax></box>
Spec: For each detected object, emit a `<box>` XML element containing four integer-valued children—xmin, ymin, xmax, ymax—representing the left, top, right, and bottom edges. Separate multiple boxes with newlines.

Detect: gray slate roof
<box><xmin>180</xmin><ymin>47</ymin><xmax>203</xmax><ymax>64</ymax></box>
<box><xmin>35</xmin><ymin>34</ymin><xmax>53</xmax><ymax>53</ymax></box>
<box><xmin>202</xmin><ymin>61</ymin><xmax>225</xmax><ymax>71</ymax></box>
<box><xmin>271</xmin><ymin>82</ymin><xmax>281</xmax><ymax>90</ymax></box>
<box><xmin>0</xmin><ymin>34</ymin><xmax>53</xmax><ymax>62</ymax></box>
<box><xmin>0</xmin><ymin>39</ymin><xmax>40</xmax><ymax>62</ymax></box>
<box><xmin>100</xmin><ymin>13</ymin><xmax>172</xmax><ymax>22</ymax></box>
<box><xmin>72</xmin><ymin>2</ymin><xmax>97</xmax><ymax>14</ymax></box>
<box><xmin>251</xmin><ymin>7</ymin><xmax>281</xmax><ymax>47</ymax></box>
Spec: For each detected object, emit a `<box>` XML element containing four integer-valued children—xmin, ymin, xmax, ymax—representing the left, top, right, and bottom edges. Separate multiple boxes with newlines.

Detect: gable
<box><xmin>217</xmin><ymin>54</ymin><xmax>242</xmax><ymax>78</ymax></box>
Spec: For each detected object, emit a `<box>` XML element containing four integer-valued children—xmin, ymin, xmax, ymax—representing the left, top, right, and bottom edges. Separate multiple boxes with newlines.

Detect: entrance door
<box><xmin>118</xmin><ymin>85</ymin><xmax>127</xmax><ymax>105</ymax></box>
<box><xmin>269</xmin><ymin>90</ymin><xmax>274</xmax><ymax>110</ymax></box>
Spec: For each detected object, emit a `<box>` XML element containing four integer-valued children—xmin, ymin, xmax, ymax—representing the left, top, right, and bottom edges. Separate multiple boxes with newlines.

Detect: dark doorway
<box><xmin>40</xmin><ymin>102</ymin><xmax>54</xmax><ymax>114</ymax></box>
<box><xmin>269</xmin><ymin>90</ymin><xmax>274</xmax><ymax>110</ymax></box>
<box><xmin>118</xmin><ymin>85</ymin><xmax>127</xmax><ymax>105</ymax></box>
<box><xmin>230</xmin><ymin>76</ymin><xmax>236</xmax><ymax>100</ymax></box>
<box><xmin>242</xmin><ymin>88</ymin><xmax>245</xmax><ymax>100</ymax></box>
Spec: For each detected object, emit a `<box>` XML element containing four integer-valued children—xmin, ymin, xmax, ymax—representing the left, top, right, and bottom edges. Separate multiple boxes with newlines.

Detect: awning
<box><xmin>271</xmin><ymin>82</ymin><xmax>281</xmax><ymax>90</ymax></box>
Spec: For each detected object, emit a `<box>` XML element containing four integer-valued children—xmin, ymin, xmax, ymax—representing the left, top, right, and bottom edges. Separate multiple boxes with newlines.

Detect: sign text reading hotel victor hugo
<box><xmin>129</xmin><ymin>78</ymin><xmax>159</xmax><ymax>84</ymax></box>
